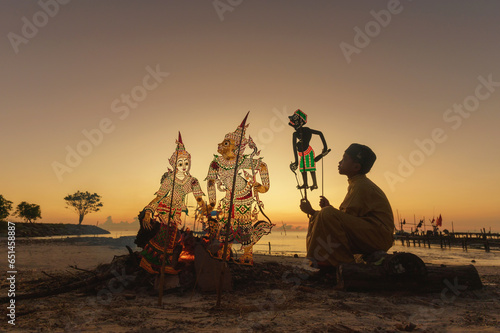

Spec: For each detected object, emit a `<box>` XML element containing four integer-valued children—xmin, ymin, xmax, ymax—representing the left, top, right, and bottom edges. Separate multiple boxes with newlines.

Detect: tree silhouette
<box><xmin>64</xmin><ymin>191</ymin><xmax>103</xmax><ymax>225</ymax></box>
<box><xmin>0</xmin><ymin>195</ymin><xmax>13</xmax><ymax>220</ymax></box>
<box><xmin>15</xmin><ymin>201</ymin><xmax>41</xmax><ymax>223</ymax></box>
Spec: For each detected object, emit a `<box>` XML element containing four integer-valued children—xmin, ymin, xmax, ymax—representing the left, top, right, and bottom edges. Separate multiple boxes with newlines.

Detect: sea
<box><xmin>30</xmin><ymin>230</ymin><xmax>500</xmax><ymax>267</ymax></box>
<box><xmin>256</xmin><ymin>231</ymin><xmax>500</xmax><ymax>267</ymax></box>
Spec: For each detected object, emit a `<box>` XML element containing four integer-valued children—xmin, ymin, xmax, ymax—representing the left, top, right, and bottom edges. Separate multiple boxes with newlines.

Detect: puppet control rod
<box><xmin>216</xmin><ymin>111</ymin><xmax>250</xmax><ymax>307</ymax></box>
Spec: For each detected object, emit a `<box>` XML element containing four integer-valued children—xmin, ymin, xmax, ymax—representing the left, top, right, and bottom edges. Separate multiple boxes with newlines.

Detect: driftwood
<box><xmin>337</xmin><ymin>252</ymin><xmax>482</xmax><ymax>292</ymax></box>
<box><xmin>0</xmin><ymin>271</ymin><xmax>116</xmax><ymax>303</ymax></box>
<box><xmin>0</xmin><ymin>252</ymin><xmax>141</xmax><ymax>303</ymax></box>
<box><xmin>1</xmin><ymin>241</ymin><xmax>229</xmax><ymax>304</ymax></box>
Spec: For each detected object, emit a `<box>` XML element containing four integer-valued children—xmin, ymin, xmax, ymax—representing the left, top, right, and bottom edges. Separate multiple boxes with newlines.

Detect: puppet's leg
<box><xmin>298</xmin><ymin>154</ymin><xmax>308</xmax><ymax>189</ymax></box>
<box><xmin>239</xmin><ymin>245</ymin><xmax>253</xmax><ymax>265</ymax></box>
<box><xmin>216</xmin><ymin>243</ymin><xmax>232</xmax><ymax>261</ymax></box>
<box><xmin>310</xmin><ymin>171</ymin><xmax>318</xmax><ymax>190</ymax></box>
<box><xmin>298</xmin><ymin>172</ymin><xmax>308</xmax><ymax>189</ymax></box>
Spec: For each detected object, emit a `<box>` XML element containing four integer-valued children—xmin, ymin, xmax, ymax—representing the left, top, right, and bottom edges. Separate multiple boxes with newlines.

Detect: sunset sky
<box><xmin>1</xmin><ymin>0</ymin><xmax>499</xmax><ymax>232</ymax></box>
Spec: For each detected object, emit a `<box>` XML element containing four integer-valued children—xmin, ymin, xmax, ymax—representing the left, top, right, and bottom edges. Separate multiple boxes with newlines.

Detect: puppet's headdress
<box><xmin>169</xmin><ymin>132</ymin><xmax>191</xmax><ymax>168</ymax></box>
<box><xmin>224</xmin><ymin>113</ymin><xmax>249</xmax><ymax>152</ymax></box>
<box><xmin>294</xmin><ymin>109</ymin><xmax>307</xmax><ymax>123</ymax></box>
<box><xmin>289</xmin><ymin>109</ymin><xmax>308</xmax><ymax>127</ymax></box>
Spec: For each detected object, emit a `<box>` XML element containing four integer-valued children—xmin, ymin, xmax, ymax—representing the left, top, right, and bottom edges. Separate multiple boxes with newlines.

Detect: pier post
<box><xmin>482</xmin><ymin>228</ymin><xmax>490</xmax><ymax>252</ymax></box>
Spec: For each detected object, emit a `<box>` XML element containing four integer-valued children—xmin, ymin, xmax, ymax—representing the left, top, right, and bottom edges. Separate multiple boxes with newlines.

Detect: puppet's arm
<box><xmin>190</xmin><ymin>178</ymin><xmax>206</xmax><ymax>209</ymax></box>
<box><xmin>290</xmin><ymin>132</ymin><xmax>299</xmax><ymax>171</ymax></box>
<box><xmin>203</xmin><ymin>179</ymin><xmax>216</xmax><ymax>215</ymax></box>
<box><xmin>205</xmin><ymin>159</ymin><xmax>218</xmax><ymax>213</ymax></box>
<box><xmin>311</xmin><ymin>129</ymin><xmax>328</xmax><ymax>153</ymax></box>
<box><xmin>253</xmin><ymin>160</ymin><xmax>270</xmax><ymax>193</ymax></box>
<box><xmin>143</xmin><ymin>172</ymin><xmax>172</xmax><ymax>229</ymax></box>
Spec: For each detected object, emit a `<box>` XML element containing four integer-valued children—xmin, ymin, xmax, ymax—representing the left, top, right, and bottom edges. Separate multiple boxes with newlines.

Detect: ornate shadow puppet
<box><xmin>138</xmin><ymin>133</ymin><xmax>206</xmax><ymax>275</ymax></box>
<box><xmin>205</xmin><ymin>112</ymin><xmax>274</xmax><ymax>265</ymax></box>
<box><xmin>289</xmin><ymin>109</ymin><xmax>330</xmax><ymax>198</ymax></box>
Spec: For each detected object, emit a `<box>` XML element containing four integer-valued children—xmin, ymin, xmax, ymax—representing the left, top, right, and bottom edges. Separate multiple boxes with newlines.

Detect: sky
<box><xmin>1</xmin><ymin>0</ymin><xmax>499</xmax><ymax>232</ymax></box>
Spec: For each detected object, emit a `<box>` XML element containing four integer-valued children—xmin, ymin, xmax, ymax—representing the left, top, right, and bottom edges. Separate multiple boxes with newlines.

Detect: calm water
<box><xmin>254</xmin><ymin>231</ymin><xmax>500</xmax><ymax>267</ymax></box>
<box><xmin>20</xmin><ymin>230</ymin><xmax>500</xmax><ymax>266</ymax></box>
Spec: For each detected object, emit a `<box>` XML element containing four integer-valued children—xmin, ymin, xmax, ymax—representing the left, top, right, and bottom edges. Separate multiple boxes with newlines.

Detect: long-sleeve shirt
<box><xmin>339</xmin><ymin>174</ymin><xmax>395</xmax><ymax>233</ymax></box>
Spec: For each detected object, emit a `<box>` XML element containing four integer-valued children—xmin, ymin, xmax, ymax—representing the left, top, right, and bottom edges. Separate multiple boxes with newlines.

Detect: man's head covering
<box><xmin>345</xmin><ymin>143</ymin><xmax>376</xmax><ymax>174</ymax></box>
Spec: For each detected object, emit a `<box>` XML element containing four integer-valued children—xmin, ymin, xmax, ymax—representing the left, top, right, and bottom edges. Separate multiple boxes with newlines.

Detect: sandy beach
<box><xmin>1</xmin><ymin>237</ymin><xmax>499</xmax><ymax>332</ymax></box>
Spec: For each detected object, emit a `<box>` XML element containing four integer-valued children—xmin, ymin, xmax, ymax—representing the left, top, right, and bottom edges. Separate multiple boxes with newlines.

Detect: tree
<box><xmin>0</xmin><ymin>195</ymin><xmax>13</xmax><ymax>220</ymax></box>
<box><xmin>64</xmin><ymin>191</ymin><xmax>103</xmax><ymax>225</ymax></box>
<box><xmin>15</xmin><ymin>201</ymin><xmax>42</xmax><ymax>223</ymax></box>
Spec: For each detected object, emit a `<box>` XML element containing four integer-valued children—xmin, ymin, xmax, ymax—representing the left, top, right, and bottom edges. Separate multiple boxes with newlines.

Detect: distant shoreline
<box><xmin>0</xmin><ymin>221</ymin><xmax>110</xmax><ymax>238</ymax></box>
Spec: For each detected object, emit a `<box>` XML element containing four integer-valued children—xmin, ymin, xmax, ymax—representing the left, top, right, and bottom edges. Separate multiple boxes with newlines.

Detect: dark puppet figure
<box><xmin>289</xmin><ymin>109</ymin><xmax>329</xmax><ymax>191</ymax></box>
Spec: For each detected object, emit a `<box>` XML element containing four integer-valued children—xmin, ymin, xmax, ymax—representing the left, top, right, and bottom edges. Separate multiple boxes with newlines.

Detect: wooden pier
<box><xmin>394</xmin><ymin>229</ymin><xmax>500</xmax><ymax>252</ymax></box>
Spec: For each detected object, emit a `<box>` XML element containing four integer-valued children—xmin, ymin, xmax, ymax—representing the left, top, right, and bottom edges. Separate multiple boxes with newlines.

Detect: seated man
<box><xmin>300</xmin><ymin>143</ymin><xmax>395</xmax><ymax>269</ymax></box>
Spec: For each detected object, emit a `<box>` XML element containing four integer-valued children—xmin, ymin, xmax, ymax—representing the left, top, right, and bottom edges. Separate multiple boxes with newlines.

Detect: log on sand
<box><xmin>337</xmin><ymin>252</ymin><xmax>482</xmax><ymax>292</ymax></box>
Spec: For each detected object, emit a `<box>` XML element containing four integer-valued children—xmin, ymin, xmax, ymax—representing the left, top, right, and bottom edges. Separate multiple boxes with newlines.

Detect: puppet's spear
<box><xmin>216</xmin><ymin>111</ymin><xmax>249</xmax><ymax>307</ymax></box>
<box><xmin>158</xmin><ymin>132</ymin><xmax>182</xmax><ymax>306</ymax></box>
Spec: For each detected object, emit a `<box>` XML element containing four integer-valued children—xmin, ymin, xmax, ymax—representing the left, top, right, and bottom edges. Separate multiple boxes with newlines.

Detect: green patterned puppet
<box><xmin>289</xmin><ymin>109</ymin><xmax>330</xmax><ymax>193</ymax></box>
<box><xmin>205</xmin><ymin>114</ymin><xmax>274</xmax><ymax>265</ymax></box>
<box><xmin>139</xmin><ymin>133</ymin><xmax>205</xmax><ymax>275</ymax></box>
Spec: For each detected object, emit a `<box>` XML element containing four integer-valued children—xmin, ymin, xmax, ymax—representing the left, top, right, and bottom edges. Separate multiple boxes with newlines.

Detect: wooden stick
<box><xmin>321</xmin><ymin>157</ymin><xmax>324</xmax><ymax>197</ymax></box>
<box><xmin>0</xmin><ymin>271</ymin><xmax>116</xmax><ymax>302</ymax></box>
<box><xmin>158</xmin><ymin>132</ymin><xmax>182</xmax><ymax>306</ymax></box>
<box><xmin>41</xmin><ymin>271</ymin><xmax>57</xmax><ymax>279</ymax></box>
<box><xmin>216</xmin><ymin>112</ymin><xmax>249</xmax><ymax>307</ymax></box>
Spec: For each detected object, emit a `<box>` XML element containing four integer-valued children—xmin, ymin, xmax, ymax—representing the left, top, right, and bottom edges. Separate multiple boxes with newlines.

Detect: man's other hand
<box><xmin>300</xmin><ymin>199</ymin><xmax>316</xmax><ymax>216</ymax></box>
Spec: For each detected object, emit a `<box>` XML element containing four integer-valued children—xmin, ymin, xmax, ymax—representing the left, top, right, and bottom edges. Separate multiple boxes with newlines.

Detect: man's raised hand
<box><xmin>319</xmin><ymin>196</ymin><xmax>330</xmax><ymax>208</ymax></box>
